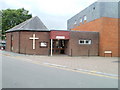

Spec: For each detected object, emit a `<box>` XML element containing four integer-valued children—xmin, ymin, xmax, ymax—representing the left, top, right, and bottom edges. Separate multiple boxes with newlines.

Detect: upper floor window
<box><xmin>80</xmin><ymin>18</ymin><xmax>82</xmax><ymax>23</ymax></box>
<box><xmin>84</xmin><ymin>15</ymin><xmax>87</xmax><ymax>21</ymax></box>
<box><xmin>93</xmin><ymin>7</ymin><xmax>95</xmax><ymax>10</ymax></box>
<box><xmin>74</xmin><ymin>20</ymin><xmax>77</xmax><ymax>25</ymax></box>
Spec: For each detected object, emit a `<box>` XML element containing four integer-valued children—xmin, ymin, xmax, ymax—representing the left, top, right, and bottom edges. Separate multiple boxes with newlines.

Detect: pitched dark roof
<box><xmin>6</xmin><ymin>16</ymin><xmax>49</xmax><ymax>32</ymax></box>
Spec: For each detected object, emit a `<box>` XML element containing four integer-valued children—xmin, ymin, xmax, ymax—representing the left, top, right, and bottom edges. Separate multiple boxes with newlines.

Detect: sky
<box><xmin>0</xmin><ymin>0</ymin><xmax>107</xmax><ymax>30</ymax></box>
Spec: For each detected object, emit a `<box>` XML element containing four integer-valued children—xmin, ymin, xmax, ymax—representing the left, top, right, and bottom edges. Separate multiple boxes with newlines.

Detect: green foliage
<box><xmin>1</xmin><ymin>8</ymin><xmax>32</xmax><ymax>40</ymax></box>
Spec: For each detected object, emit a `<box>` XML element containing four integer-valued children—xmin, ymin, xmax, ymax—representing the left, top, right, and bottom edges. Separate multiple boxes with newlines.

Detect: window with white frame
<box><xmin>80</xmin><ymin>18</ymin><xmax>82</xmax><ymax>23</ymax></box>
<box><xmin>79</xmin><ymin>39</ymin><xmax>91</xmax><ymax>45</ymax></box>
<box><xmin>84</xmin><ymin>15</ymin><xmax>87</xmax><ymax>21</ymax></box>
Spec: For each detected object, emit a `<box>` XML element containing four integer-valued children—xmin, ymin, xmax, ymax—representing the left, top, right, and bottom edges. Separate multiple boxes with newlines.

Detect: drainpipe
<box><xmin>18</xmin><ymin>31</ymin><xmax>20</xmax><ymax>53</ymax></box>
<box><xmin>51</xmin><ymin>39</ymin><xmax>53</xmax><ymax>56</ymax></box>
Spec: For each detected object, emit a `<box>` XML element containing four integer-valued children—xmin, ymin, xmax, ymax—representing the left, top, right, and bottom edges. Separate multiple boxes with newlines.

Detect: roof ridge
<box><xmin>34</xmin><ymin>16</ymin><xmax>47</xmax><ymax>29</ymax></box>
<box><xmin>18</xmin><ymin>16</ymin><xmax>37</xmax><ymax>29</ymax></box>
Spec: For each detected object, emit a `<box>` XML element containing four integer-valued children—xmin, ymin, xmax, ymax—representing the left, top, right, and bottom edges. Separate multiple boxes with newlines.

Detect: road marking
<box><xmin>42</xmin><ymin>62</ymin><xmax>118</xmax><ymax>79</ymax></box>
<box><xmin>43</xmin><ymin>63</ymin><xmax>68</xmax><ymax>68</ymax></box>
<box><xmin>43</xmin><ymin>64</ymin><xmax>118</xmax><ymax>79</ymax></box>
<box><xmin>74</xmin><ymin>68</ymin><xmax>118</xmax><ymax>77</ymax></box>
<box><xmin>2</xmin><ymin>53</ymin><xmax>119</xmax><ymax>79</ymax></box>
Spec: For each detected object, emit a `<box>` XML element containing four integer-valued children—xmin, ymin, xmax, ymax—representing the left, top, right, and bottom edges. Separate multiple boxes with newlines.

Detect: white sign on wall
<box><xmin>40</xmin><ymin>42</ymin><xmax>48</xmax><ymax>48</ymax></box>
<box><xmin>56</xmin><ymin>36</ymin><xmax>65</xmax><ymax>39</ymax></box>
<box><xmin>104</xmin><ymin>51</ymin><xmax>112</xmax><ymax>54</ymax></box>
<box><xmin>41</xmin><ymin>43</ymin><xmax>47</xmax><ymax>47</ymax></box>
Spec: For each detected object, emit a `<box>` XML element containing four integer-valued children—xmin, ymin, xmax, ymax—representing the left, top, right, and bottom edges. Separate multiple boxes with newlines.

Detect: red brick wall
<box><xmin>19</xmin><ymin>31</ymin><xmax>50</xmax><ymax>55</ymax></box>
<box><xmin>68</xmin><ymin>31</ymin><xmax>99</xmax><ymax>56</ymax></box>
<box><xmin>71</xmin><ymin>17</ymin><xmax>119</xmax><ymax>57</ymax></box>
<box><xmin>12</xmin><ymin>32</ymin><xmax>20</xmax><ymax>53</ymax></box>
<box><xmin>118</xmin><ymin>19</ymin><xmax>120</xmax><ymax>57</ymax></box>
<box><xmin>6</xmin><ymin>33</ymin><xmax>12</xmax><ymax>51</ymax></box>
<box><xmin>6</xmin><ymin>32</ymin><xmax>20</xmax><ymax>52</ymax></box>
<box><xmin>6</xmin><ymin>31</ymin><xmax>50</xmax><ymax>55</ymax></box>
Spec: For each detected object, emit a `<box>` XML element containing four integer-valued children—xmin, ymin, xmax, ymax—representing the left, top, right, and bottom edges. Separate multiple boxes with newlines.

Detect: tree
<box><xmin>1</xmin><ymin>8</ymin><xmax>32</xmax><ymax>40</ymax></box>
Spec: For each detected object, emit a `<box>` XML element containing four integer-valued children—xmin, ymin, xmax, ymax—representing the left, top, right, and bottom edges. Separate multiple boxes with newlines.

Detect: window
<box><xmin>74</xmin><ymin>20</ymin><xmax>77</xmax><ymax>25</ymax></box>
<box><xmin>84</xmin><ymin>15</ymin><xmax>87</xmax><ymax>21</ymax></box>
<box><xmin>80</xmin><ymin>18</ymin><xmax>82</xmax><ymax>23</ymax></box>
<box><xmin>86</xmin><ymin>40</ymin><xmax>89</xmax><ymax>44</ymax></box>
<box><xmin>79</xmin><ymin>40</ymin><xmax>91</xmax><ymax>45</ymax></box>
<box><xmin>80</xmin><ymin>40</ymin><xmax>84</xmax><ymax>44</ymax></box>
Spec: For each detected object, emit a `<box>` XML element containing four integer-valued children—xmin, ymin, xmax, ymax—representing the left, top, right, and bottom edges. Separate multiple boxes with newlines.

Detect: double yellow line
<box><xmin>3</xmin><ymin>53</ymin><xmax>119</xmax><ymax>79</ymax></box>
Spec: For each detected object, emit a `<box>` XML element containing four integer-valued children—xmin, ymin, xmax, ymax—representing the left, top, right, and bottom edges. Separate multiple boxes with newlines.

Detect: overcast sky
<box><xmin>0</xmin><ymin>0</ymin><xmax>105</xmax><ymax>30</ymax></box>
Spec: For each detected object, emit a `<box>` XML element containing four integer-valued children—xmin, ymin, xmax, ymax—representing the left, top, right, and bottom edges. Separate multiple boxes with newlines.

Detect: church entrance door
<box><xmin>52</xmin><ymin>39</ymin><xmax>68</xmax><ymax>55</ymax></box>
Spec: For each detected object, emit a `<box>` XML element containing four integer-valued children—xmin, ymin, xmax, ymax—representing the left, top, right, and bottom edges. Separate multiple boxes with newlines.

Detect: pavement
<box><xmin>1</xmin><ymin>50</ymin><xmax>119</xmax><ymax>78</ymax></box>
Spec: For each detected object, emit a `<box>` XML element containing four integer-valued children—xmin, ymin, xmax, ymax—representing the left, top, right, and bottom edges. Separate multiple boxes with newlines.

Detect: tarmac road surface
<box><xmin>2</xmin><ymin>55</ymin><xmax>118</xmax><ymax>88</ymax></box>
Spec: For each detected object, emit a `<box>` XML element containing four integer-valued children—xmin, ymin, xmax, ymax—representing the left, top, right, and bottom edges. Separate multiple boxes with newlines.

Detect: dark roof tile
<box><xmin>6</xmin><ymin>16</ymin><xmax>49</xmax><ymax>32</ymax></box>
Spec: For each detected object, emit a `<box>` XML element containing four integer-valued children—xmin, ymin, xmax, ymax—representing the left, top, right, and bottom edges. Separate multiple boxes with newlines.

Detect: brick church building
<box><xmin>6</xmin><ymin>1</ymin><xmax>119</xmax><ymax>57</ymax></box>
<box><xmin>6</xmin><ymin>16</ymin><xmax>99</xmax><ymax>56</ymax></box>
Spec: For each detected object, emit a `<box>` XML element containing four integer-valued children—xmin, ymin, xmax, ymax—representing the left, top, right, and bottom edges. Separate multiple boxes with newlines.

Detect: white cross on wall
<box><xmin>29</xmin><ymin>34</ymin><xmax>39</xmax><ymax>49</ymax></box>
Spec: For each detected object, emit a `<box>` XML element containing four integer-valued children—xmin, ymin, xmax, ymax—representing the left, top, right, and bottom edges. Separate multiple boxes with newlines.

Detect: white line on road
<box><xmin>43</xmin><ymin>62</ymin><xmax>119</xmax><ymax>78</ymax></box>
<box><xmin>43</xmin><ymin>62</ymin><xmax>68</xmax><ymax>68</ymax></box>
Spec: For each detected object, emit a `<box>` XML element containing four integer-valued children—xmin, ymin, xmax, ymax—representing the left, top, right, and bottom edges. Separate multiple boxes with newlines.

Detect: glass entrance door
<box><xmin>52</xmin><ymin>40</ymin><xmax>67</xmax><ymax>54</ymax></box>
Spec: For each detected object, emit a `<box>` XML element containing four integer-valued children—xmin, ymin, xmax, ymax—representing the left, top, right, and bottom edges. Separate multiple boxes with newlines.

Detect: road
<box><xmin>2</xmin><ymin>55</ymin><xmax>118</xmax><ymax>88</ymax></box>
<box><xmin>0</xmin><ymin>51</ymin><xmax>2</xmax><ymax>89</ymax></box>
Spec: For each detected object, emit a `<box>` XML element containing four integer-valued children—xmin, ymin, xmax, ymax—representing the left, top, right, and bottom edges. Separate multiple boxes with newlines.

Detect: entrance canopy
<box><xmin>50</xmin><ymin>30</ymin><xmax>70</xmax><ymax>39</ymax></box>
